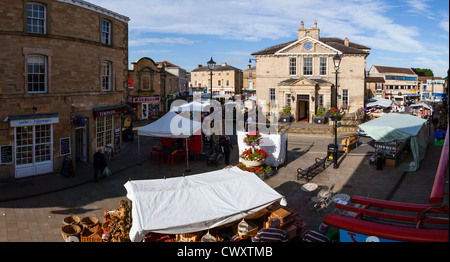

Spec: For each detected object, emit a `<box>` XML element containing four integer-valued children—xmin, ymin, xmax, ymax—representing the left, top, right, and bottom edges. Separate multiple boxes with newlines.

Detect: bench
<box><xmin>297</xmin><ymin>157</ymin><xmax>327</xmax><ymax>182</ymax></box>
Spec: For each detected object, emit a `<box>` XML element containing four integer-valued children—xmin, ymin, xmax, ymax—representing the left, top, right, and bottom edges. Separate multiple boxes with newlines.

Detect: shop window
<box><xmin>96</xmin><ymin>115</ymin><xmax>113</xmax><ymax>148</ymax></box>
<box><xmin>15</xmin><ymin>125</ymin><xmax>52</xmax><ymax>166</ymax></box>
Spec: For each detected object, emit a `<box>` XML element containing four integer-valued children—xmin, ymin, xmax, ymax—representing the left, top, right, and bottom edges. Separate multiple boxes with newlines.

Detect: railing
<box><xmin>429</xmin><ymin>125</ymin><xmax>449</xmax><ymax>204</ymax></box>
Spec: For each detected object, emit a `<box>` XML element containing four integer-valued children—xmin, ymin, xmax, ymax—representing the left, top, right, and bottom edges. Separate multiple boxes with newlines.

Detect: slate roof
<box><xmin>251</xmin><ymin>37</ymin><xmax>370</xmax><ymax>56</ymax></box>
<box><xmin>366</xmin><ymin>77</ymin><xmax>385</xmax><ymax>83</ymax></box>
<box><xmin>191</xmin><ymin>64</ymin><xmax>242</xmax><ymax>72</ymax></box>
<box><xmin>372</xmin><ymin>65</ymin><xmax>416</xmax><ymax>75</ymax></box>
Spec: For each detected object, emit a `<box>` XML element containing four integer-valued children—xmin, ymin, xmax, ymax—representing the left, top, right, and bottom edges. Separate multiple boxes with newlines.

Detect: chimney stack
<box><xmin>344</xmin><ymin>37</ymin><xmax>349</xmax><ymax>47</ymax></box>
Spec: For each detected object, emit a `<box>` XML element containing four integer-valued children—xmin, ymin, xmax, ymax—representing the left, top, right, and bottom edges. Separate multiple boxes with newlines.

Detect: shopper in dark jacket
<box><xmin>220</xmin><ymin>136</ymin><xmax>233</xmax><ymax>165</ymax></box>
<box><xmin>93</xmin><ymin>148</ymin><xmax>107</xmax><ymax>183</ymax></box>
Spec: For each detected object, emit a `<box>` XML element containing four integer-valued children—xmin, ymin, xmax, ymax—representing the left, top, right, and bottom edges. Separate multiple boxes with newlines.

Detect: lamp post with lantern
<box><xmin>332</xmin><ymin>53</ymin><xmax>341</xmax><ymax>169</ymax></box>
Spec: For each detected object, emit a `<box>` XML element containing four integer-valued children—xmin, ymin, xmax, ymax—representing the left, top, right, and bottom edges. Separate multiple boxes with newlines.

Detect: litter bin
<box><xmin>327</xmin><ymin>144</ymin><xmax>338</xmax><ymax>160</ymax></box>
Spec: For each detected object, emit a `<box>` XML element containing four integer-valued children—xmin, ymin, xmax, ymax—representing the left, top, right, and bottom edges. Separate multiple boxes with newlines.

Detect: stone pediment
<box><xmin>279</xmin><ymin>77</ymin><xmax>332</xmax><ymax>87</ymax></box>
<box><xmin>275</xmin><ymin>36</ymin><xmax>339</xmax><ymax>55</ymax></box>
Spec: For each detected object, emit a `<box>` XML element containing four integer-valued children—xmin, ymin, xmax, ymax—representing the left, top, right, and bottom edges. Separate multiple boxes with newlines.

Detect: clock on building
<box><xmin>304</xmin><ymin>42</ymin><xmax>312</xmax><ymax>50</ymax></box>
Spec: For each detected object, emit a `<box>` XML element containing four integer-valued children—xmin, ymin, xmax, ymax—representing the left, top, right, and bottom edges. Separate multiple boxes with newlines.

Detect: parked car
<box><xmin>356</xmin><ymin>128</ymin><xmax>368</xmax><ymax>137</ymax></box>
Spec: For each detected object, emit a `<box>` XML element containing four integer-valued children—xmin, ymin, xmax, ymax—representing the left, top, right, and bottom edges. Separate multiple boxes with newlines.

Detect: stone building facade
<box><xmin>191</xmin><ymin>62</ymin><xmax>243</xmax><ymax>96</ymax></box>
<box><xmin>367</xmin><ymin>65</ymin><xmax>419</xmax><ymax>103</ymax></box>
<box><xmin>0</xmin><ymin>0</ymin><xmax>129</xmax><ymax>181</ymax></box>
<box><xmin>251</xmin><ymin>21</ymin><xmax>370</xmax><ymax>122</ymax></box>
<box><xmin>242</xmin><ymin>65</ymin><xmax>256</xmax><ymax>100</ymax></box>
<box><xmin>127</xmin><ymin>57</ymin><xmax>180</xmax><ymax>120</ymax></box>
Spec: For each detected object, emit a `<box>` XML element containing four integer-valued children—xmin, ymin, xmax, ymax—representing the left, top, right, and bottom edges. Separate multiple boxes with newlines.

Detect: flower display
<box><xmin>237</xmin><ymin>163</ymin><xmax>272</xmax><ymax>180</ymax></box>
<box><xmin>243</xmin><ymin>131</ymin><xmax>262</xmax><ymax>147</ymax></box>
<box><xmin>315</xmin><ymin>105</ymin><xmax>326</xmax><ymax>117</ymax></box>
<box><xmin>280</xmin><ymin>106</ymin><xmax>292</xmax><ymax>117</ymax></box>
<box><xmin>71</xmin><ymin>114</ymin><xmax>86</xmax><ymax>126</ymax></box>
<box><xmin>324</xmin><ymin>107</ymin><xmax>346</xmax><ymax>118</ymax></box>
<box><xmin>240</xmin><ymin>148</ymin><xmax>268</xmax><ymax>161</ymax></box>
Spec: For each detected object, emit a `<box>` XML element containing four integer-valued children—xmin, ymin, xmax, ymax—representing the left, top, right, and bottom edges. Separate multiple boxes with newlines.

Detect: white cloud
<box><xmin>129</xmin><ymin>37</ymin><xmax>194</xmax><ymax>47</ymax></box>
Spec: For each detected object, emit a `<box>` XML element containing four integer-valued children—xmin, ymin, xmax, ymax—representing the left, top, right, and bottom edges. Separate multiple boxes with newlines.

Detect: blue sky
<box><xmin>88</xmin><ymin>0</ymin><xmax>449</xmax><ymax>77</ymax></box>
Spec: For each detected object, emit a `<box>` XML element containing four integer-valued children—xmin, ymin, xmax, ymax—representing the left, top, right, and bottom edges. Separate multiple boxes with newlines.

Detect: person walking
<box><xmin>93</xmin><ymin>148</ymin><xmax>107</xmax><ymax>183</ymax></box>
<box><xmin>220</xmin><ymin>136</ymin><xmax>233</xmax><ymax>166</ymax></box>
<box><xmin>251</xmin><ymin>218</ymin><xmax>288</xmax><ymax>242</ymax></box>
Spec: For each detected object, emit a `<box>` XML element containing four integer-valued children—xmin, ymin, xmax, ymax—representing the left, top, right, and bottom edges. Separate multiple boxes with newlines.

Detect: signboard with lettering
<box><xmin>132</xmin><ymin>97</ymin><xmax>160</xmax><ymax>103</ymax></box>
<box><xmin>10</xmin><ymin>117</ymin><xmax>59</xmax><ymax>127</ymax></box>
<box><xmin>128</xmin><ymin>78</ymin><xmax>134</xmax><ymax>89</ymax></box>
<box><xmin>0</xmin><ymin>145</ymin><xmax>13</xmax><ymax>164</ymax></box>
<box><xmin>94</xmin><ymin>108</ymin><xmax>123</xmax><ymax>118</ymax></box>
<box><xmin>60</xmin><ymin>137</ymin><xmax>71</xmax><ymax>156</ymax></box>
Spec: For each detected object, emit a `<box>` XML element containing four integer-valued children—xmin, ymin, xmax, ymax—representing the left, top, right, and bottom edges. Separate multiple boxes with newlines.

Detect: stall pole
<box><xmin>138</xmin><ymin>133</ymin><xmax>141</xmax><ymax>165</ymax></box>
<box><xmin>185</xmin><ymin>137</ymin><xmax>191</xmax><ymax>172</ymax></box>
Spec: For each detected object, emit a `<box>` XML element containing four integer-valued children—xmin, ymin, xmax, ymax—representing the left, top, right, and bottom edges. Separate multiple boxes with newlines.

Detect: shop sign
<box><xmin>10</xmin><ymin>117</ymin><xmax>59</xmax><ymax>127</ymax></box>
<box><xmin>128</xmin><ymin>78</ymin><xmax>134</xmax><ymax>89</ymax></box>
<box><xmin>133</xmin><ymin>97</ymin><xmax>160</xmax><ymax>103</ymax></box>
<box><xmin>94</xmin><ymin>109</ymin><xmax>123</xmax><ymax>118</ymax></box>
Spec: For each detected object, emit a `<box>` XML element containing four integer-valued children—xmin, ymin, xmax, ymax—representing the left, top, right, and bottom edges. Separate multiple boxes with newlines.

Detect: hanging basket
<box><xmin>201</xmin><ymin>231</ymin><xmax>216</xmax><ymax>242</ymax></box>
<box><xmin>237</xmin><ymin>219</ymin><xmax>249</xmax><ymax>236</ymax></box>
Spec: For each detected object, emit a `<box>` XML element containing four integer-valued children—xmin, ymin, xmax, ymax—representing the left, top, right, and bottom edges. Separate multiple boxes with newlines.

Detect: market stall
<box><xmin>137</xmin><ymin>111</ymin><xmax>202</xmax><ymax>165</ymax></box>
<box><xmin>358</xmin><ymin>113</ymin><xmax>428</xmax><ymax>171</ymax></box>
<box><xmin>124</xmin><ymin>166</ymin><xmax>288</xmax><ymax>242</ymax></box>
<box><xmin>409</xmin><ymin>103</ymin><xmax>432</xmax><ymax>118</ymax></box>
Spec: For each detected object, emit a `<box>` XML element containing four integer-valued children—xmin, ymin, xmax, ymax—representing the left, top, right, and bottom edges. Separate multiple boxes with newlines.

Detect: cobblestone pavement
<box><xmin>0</xmin><ymin>121</ymin><xmax>447</xmax><ymax>242</ymax></box>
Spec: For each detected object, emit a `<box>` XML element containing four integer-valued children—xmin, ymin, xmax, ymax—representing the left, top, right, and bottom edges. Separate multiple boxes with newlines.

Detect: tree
<box><xmin>414</xmin><ymin>68</ymin><xmax>434</xmax><ymax>77</ymax></box>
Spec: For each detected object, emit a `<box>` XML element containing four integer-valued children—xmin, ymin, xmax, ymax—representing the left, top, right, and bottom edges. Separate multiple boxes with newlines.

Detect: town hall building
<box><xmin>251</xmin><ymin>21</ymin><xmax>370</xmax><ymax>123</ymax></box>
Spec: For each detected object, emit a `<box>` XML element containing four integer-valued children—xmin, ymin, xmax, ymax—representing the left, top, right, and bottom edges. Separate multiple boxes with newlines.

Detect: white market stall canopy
<box><xmin>410</xmin><ymin>103</ymin><xmax>432</xmax><ymax>110</ymax></box>
<box><xmin>358</xmin><ymin>113</ymin><xmax>428</xmax><ymax>171</ymax></box>
<box><xmin>170</xmin><ymin>101</ymin><xmax>209</xmax><ymax>112</ymax></box>
<box><xmin>124</xmin><ymin>166</ymin><xmax>287</xmax><ymax>242</ymax></box>
<box><xmin>366</xmin><ymin>97</ymin><xmax>393</xmax><ymax>108</ymax></box>
<box><xmin>137</xmin><ymin>111</ymin><xmax>201</xmax><ymax>138</ymax></box>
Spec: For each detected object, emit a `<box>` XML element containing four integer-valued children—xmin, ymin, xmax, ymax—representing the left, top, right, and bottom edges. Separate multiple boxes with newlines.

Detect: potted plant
<box><xmin>325</xmin><ymin>106</ymin><xmax>346</xmax><ymax>121</ymax></box>
<box><xmin>279</xmin><ymin>106</ymin><xmax>292</xmax><ymax>123</ymax></box>
<box><xmin>237</xmin><ymin>163</ymin><xmax>273</xmax><ymax>180</ymax></box>
<box><xmin>240</xmin><ymin>148</ymin><xmax>268</xmax><ymax>167</ymax></box>
<box><xmin>71</xmin><ymin>114</ymin><xmax>86</xmax><ymax>126</ymax></box>
<box><xmin>313</xmin><ymin>105</ymin><xmax>328</xmax><ymax>124</ymax></box>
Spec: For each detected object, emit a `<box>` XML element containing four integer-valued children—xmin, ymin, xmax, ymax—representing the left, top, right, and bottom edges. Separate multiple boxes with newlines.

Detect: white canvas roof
<box><xmin>137</xmin><ymin>111</ymin><xmax>201</xmax><ymax>138</ymax></box>
<box><xmin>124</xmin><ymin>166</ymin><xmax>287</xmax><ymax>242</ymax></box>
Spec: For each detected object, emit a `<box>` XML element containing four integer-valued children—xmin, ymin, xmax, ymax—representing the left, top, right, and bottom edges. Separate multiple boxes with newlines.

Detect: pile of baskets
<box><xmin>61</xmin><ymin>214</ymin><xmax>102</xmax><ymax>242</ymax></box>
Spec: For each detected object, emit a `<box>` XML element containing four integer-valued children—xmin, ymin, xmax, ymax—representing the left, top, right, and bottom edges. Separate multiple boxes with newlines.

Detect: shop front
<box><xmin>131</xmin><ymin>96</ymin><xmax>160</xmax><ymax>120</ymax></box>
<box><xmin>93</xmin><ymin>105</ymin><xmax>126</xmax><ymax>158</ymax></box>
<box><xmin>8</xmin><ymin>113</ymin><xmax>59</xmax><ymax>178</ymax></box>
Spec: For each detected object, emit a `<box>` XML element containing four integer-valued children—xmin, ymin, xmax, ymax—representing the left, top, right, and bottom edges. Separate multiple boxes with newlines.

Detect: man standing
<box><xmin>251</xmin><ymin>218</ymin><xmax>288</xmax><ymax>242</ymax></box>
<box><xmin>220</xmin><ymin>136</ymin><xmax>233</xmax><ymax>166</ymax></box>
<box><xmin>93</xmin><ymin>148</ymin><xmax>107</xmax><ymax>183</ymax></box>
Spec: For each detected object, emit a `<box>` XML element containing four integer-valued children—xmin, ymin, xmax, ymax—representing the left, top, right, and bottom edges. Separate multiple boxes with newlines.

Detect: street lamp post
<box><xmin>333</xmin><ymin>53</ymin><xmax>341</xmax><ymax>169</ymax></box>
<box><xmin>207</xmin><ymin>57</ymin><xmax>216</xmax><ymax>148</ymax></box>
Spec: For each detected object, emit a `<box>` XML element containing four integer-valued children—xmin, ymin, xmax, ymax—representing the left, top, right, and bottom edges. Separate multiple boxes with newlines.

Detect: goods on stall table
<box><xmin>102</xmin><ymin>199</ymin><xmax>132</xmax><ymax>242</ymax></box>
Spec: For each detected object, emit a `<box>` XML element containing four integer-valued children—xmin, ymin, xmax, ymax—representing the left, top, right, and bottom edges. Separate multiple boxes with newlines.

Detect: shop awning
<box><xmin>124</xmin><ymin>166</ymin><xmax>287</xmax><ymax>241</ymax></box>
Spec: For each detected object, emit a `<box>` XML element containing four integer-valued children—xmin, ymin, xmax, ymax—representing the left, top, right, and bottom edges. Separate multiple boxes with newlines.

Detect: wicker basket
<box><xmin>61</xmin><ymin>224</ymin><xmax>81</xmax><ymax>241</ymax></box>
<box><xmin>62</xmin><ymin>214</ymin><xmax>81</xmax><ymax>226</ymax></box>
<box><xmin>80</xmin><ymin>224</ymin><xmax>102</xmax><ymax>242</ymax></box>
<box><xmin>81</xmin><ymin>215</ymin><xmax>99</xmax><ymax>228</ymax></box>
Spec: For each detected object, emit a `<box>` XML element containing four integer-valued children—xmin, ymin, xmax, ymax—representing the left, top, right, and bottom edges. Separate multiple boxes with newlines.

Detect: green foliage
<box><xmin>415</xmin><ymin>68</ymin><xmax>434</xmax><ymax>77</ymax></box>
